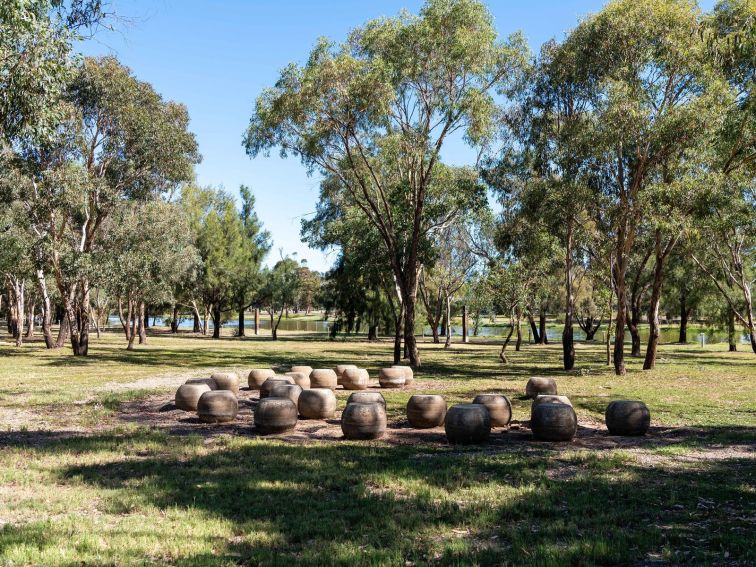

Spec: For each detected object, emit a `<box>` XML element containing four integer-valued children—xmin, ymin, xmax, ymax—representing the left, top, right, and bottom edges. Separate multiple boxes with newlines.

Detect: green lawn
<box><xmin>0</xmin><ymin>331</ymin><xmax>754</xmax><ymax>566</ymax></box>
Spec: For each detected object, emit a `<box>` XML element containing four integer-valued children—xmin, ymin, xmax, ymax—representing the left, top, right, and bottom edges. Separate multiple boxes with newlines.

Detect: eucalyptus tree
<box><xmin>558</xmin><ymin>0</ymin><xmax>727</xmax><ymax>374</ymax></box>
<box><xmin>104</xmin><ymin>201</ymin><xmax>198</xmax><ymax>349</ymax></box>
<box><xmin>232</xmin><ymin>185</ymin><xmax>271</xmax><ymax>336</ymax></box>
<box><xmin>0</xmin><ymin>0</ymin><xmax>105</xmax><ymax>142</ymax></box>
<box><xmin>244</xmin><ymin>0</ymin><xmax>527</xmax><ymax>366</ymax></box>
<box><xmin>258</xmin><ymin>257</ymin><xmax>301</xmax><ymax>340</ymax></box>
<box><xmin>11</xmin><ymin>56</ymin><xmax>198</xmax><ymax>355</ymax></box>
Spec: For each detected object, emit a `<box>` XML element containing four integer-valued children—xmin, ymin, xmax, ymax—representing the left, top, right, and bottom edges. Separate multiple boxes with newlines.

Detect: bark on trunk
<box><xmin>728</xmin><ymin>307</ymin><xmax>737</xmax><ymax>352</ymax></box>
<box><xmin>368</xmin><ymin>324</ymin><xmax>377</xmax><ymax>341</ymax></box>
<box><xmin>539</xmin><ymin>309</ymin><xmax>548</xmax><ymax>344</ymax></box>
<box><xmin>254</xmin><ymin>307</ymin><xmax>260</xmax><ymax>335</ymax></box>
<box><xmin>563</xmin><ymin>221</ymin><xmax>575</xmax><ymax>370</ymax></box>
<box><xmin>36</xmin><ymin>270</ymin><xmax>55</xmax><ymax>349</ymax></box>
<box><xmin>443</xmin><ymin>293</ymin><xmax>452</xmax><ymax>349</ymax></box>
<box><xmin>613</xmin><ymin>258</ymin><xmax>628</xmax><ymax>375</ymax></box>
<box><xmin>678</xmin><ymin>289</ymin><xmax>689</xmax><ymax>344</ymax></box>
<box><xmin>528</xmin><ymin>313</ymin><xmax>540</xmax><ymax>344</ymax></box>
<box><xmin>138</xmin><ymin>302</ymin><xmax>147</xmax><ymax>345</ymax></box>
<box><xmin>238</xmin><ymin>307</ymin><xmax>246</xmax><ymax>337</ymax></box>
<box><xmin>212</xmin><ymin>305</ymin><xmax>222</xmax><ymax>339</ymax></box>
<box><xmin>171</xmin><ymin>304</ymin><xmax>179</xmax><ymax>333</ymax></box>
<box><xmin>55</xmin><ymin>312</ymin><xmax>70</xmax><ymax>348</ymax></box>
<box><xmin>643</xmin><ymin>232</ymin><xmax>677</xmax><ymax>370</ymax></box>
<box><xmin>462</xmin><ymin>304</ymin><xmax>469</xmax><ymax>343</ymax></box>
<box><xmin>515</xmin><ymin>313</ymin><xmax>522</xmax><ymax>351</ymax></box>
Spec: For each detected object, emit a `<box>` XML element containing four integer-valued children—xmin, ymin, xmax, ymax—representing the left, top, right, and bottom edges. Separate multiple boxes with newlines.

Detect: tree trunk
<box><xmin>403</xmin><ymin>289</ymin><xmax>420</xmax><ymax>367</ymax></box>
<box><xmin>66</xmin><ymin>278</ymin><xmax>91</xmax><ymax>356</ymax></box>
<box><xmin>499</xmin><ymin>321</ymin><xmax>515</xmax><ymax>364</ymax></box>
<box><xmin>515</xmin><ymin>313</ymin><xmax>522</xmax><ymax>351</ymax></box>
<box><xmin>393</xmin><ymin>307</ymin><xmax>404</xmax><ymax>365</ymax></box>
<box><xmin>143</xmin><ymin>305</ymin><xmax>150</xmax><ymax>329</ymax></box>
<box><xmin>678</xmin><ymin>289</ymin><xmax>689</xmax><ymax>344</ymax></box>
<box><xmin>563</xmin><ymin>221</ymin><xmax>575</xmax><ymax>370</ymax></box>
<box><xmin>138</xmin><ymin>302</ymin><xmax>147</xmax><ymax>345</ymax></box>
<box><xmin>212</xmin><ymin>305</ymin><xmax>222</xmax><ymax>339</ymax></box>
<box><xmin>171</xmin><ymin>304</ymin><xmax>179</xmax><ymax>333</ymax></box>
<box><xmin>55</xmin><ymin>311</ymin><xmax>70</xmax><ymax>348</ymax></box>
<box><xmin>643</xmin><ymin>232</ymin><xmax>677</xmax><ymax>370</ymax></box>
<box><xmin>727</xmin><ymin>307</ymin><xmax>737</xmax><ymax>352</ymax></box>
<box><xmin>613</xmin><ymin>256</ymin><xmax>628</xmax><ymax>376</ymax></box>
<box><xmin>36</xmin><ymin>270</ymin><xmax>55</xmax><ymax>348</ymax></box>
<box><xmin>24</xmin><ymin>301</ymin><xmax>35</xmax><ymax>339</ymax></box>
<box><xmin>127</xmin><ymin>304</ymin><xmax>137</xmax><ymax>350</ymax></box>
<box><xmin>368</xmin><ymin>324</ymin><xmax>377</xmax><ymax>341</ymax></box>
<box><xmin>238</xmin><ymin>307</ymin><xmax>246</xmax><ymax>337</ymax></box>
<box><xmin>443</xmin><ymin>292</ymin><xmax>452</xmax><ymax>349</ymax></box>
<box><xmin>254</xmin><ymin>307</ymin><xmax>260</xmax><ymax>335</ymax></box>
<box><xmin>528</xmin><ymin>313</ymin><xmax>540</xmax><ymax>344</ymax></box>
<box><xmin>627</xmin><ymin>303</ymin><xmax>642</xmax><ymax>357</ymax></box>
<box><xmin>538</xmin><ymin>308</ymin><xmax>548</xmax><ymax>344</ymax></box>
<box><xmin>192</xmin><ymin>302</ymin><xmax>201</xmax><ymax>333</ymax></box>
<box><xmin>462</xmin><ymin>304</ymin><xmax>468</xmax><ymax>343</ymax></box>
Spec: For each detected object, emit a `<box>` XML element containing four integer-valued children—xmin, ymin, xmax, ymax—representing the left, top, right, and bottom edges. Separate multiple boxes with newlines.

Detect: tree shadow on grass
<box><xmin>16</xmin><ymin>427</ymin><xmax>746</xmax><ymax>566</ymax></box>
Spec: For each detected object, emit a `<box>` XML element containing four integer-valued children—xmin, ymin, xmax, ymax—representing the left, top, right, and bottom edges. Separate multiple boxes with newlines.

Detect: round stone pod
<box><xmin>297</xmin><ymin>388</ymin><xmax>337</xmax><ymax>419</ymax></box>
<box><xmin>285</xmin><ymin>371</ymin><xmax>311</xmax><ymax>389</ymax></box>
<box><xmin>248</xmin><ymin>368</ymin><xmax>275</xmax><ymax>390</ymax></box>
<box><xmin>175</xmin><ymin>383</ymin><xmax>211</xmax><ymax>411</ymax></box>
<box><xmin>185</xmin><ymin>377</ymin><xmax>217</xmax><ymax>390</ymax></box>
<box><xmin>444</xmin><ymin>404</ymin><xmax>491</xmax><ymax>444</ymax></box>
<box><xmin>525</xmin><ymin>376</ymin><xmax>557</xmax><ymax>399</ymax></box>
<box><xmin>197</xmin><ymin>390</ymin><xmax>238</xmax><ymax>423</ymax></box>
<box><xmin>531</xmin><ymin>403</ymin><xmax>577</xmax><ymax>442</ymax></box>
<box><xmin>378</xmin><ymin>367</ymin><xmax>405</xmax><ymax>389</ymax></box>
<box><xmin>342</xmin><ymin>368</ymin><xmax>370</xmax><ymax>390</ymax></box>
<box><xmin>268</xmin><ymin>383</ymin><xmax>303</xmax><ymax>406</ymax></box>
<box><xmin>309</xmin><ymin>368</ymin><xmax>337</xmax><ymax>390</ymax></box>
<box><xmin>341</xmin><ymin>402</ymin><xmax>387</xmax><ymax>440</ymax></box>
<box><xmin>472</xmin><ymin>394</ymin><xmax>512</xmax><ymax>428</ymax></box>
<box><xmin>406</xmin><ymin>394</ymin><xmax>447</xmax><ymax>429</ymax></box>
<box><xmin>210</xmin><ymin>372</ymin><xmax>240</xmax><ymax>395</ymax></box>
<box><xmin>530</xmin><ymin>395</ymin><xmax>573</xmax><ymax>421</ymax></box>
<box><xmin>391</xmin><ymin>365</ymin><xmax>414</xmax><ymax>386</ymax></box>
<box><xmin>334</xmin><ymin>364</ymin><xmax>358</xmax><ymax>386</ymax></box>
<box><xmin>260</xmin><ymin>377</ymin><xmax>295</xmax><ymax>399</ymax></box>
<box><xmin>346</xmin><ymin>391</ymin><xmax>386</xmax><ymax>409</ymax></box>
<box><xmin>254</xmin><ymin>397</ymin><xmax>298</xmax><ymax>434</ymax></box>
<box><xmin>290</xmin><ymin>365</ymin><xmax>313</xmax><ymax>376</ymax></box>
<box><xmin>605</xmin><ymin>400</ymin><xmax>650</xmax><ymax>436</ymax></box>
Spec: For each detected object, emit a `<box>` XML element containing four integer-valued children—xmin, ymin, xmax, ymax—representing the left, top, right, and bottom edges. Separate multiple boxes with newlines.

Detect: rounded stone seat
<box><xmin>341</xmin><ymin>403</ymin><xmax>387</xmax><ymax>440</ymax></box>
<box><xmin>185</xmin><ymin>377</ymin><xmax>217</xmax><ymax>390</ymax></box>
<box><xmin>407</xmin><ymin>394</ymin><xmax>447</xmax><ymax>429</ymax></box>
<box><xmin>392</xmin><ymin>365</ymin><xmax>414</xmax><ymax>386</ymax></box>
<box><xmin>285</xmin><ymin>371</ymin><xmax>311</xmax><ymax>389</ymax></box>
<box><xmin>531</xmin><ymin>403</ymin><xmax>577</xmax><ymax>441</ymax></box>
<box><xmin>268</xmin><ymin>383</ymin><xmax>303</xmax><ymax>406</ymax></box>
<box><xmin>378</xmin><ymin>367</ymin><xmax>405</xmax><ymax>389</ymax></box>
<box><xmin>211</xmin><ymin>372</ymin><xmax>240</xmax><ymax>395</ymax></box>
<box><xmin>310</xmin><ymin>369</ymin><xmax>338</xmax><ymax>390</ymax></box>
<box><xmin>290</xmin><ymin>365</ymin><xmax>313</xmax><ymax>376</ymax></box>
<box><xmin>197</xmin><ymin>391</ymin><xmax>238</xmax><ymax>423</ymax></box>
<box><xmin>347</xmin><ymin>392</ymin><xmax>385</xmax><ymax>408</ymax></box>
<box><xmin>472</xmin><ymin>394</ymin><xmax>512</xmax><ymax>427</ymax></box>
<box><xmin>175</xmin><ymin>383</ymin><xmax>211</xmax><ymax>411</ymax></box>
<box><xmin>342</xmin><ymin>368</ymin><xmax>369</xmax><ymax>390</ymax></box>
<box><xmin>530</xmin><ymin>395</ymin><xmax>572</xmax><ymax>420</ymax></box>
<box><xmin>260</xmin><ymin>377</ymin><xmax>295</xmax><ymax>399</ymax></box>
<box><xmin>248</xmin><ymin>368</ymin><xmax>275</xmax><ymax>390</ymax></box>
<box><xmin>525</xmin><ymin>376</ymin><xmax>558</xmax><ymax>399</ymax></box>
<box><xmin>298</xmin><ymin>388</ymin><xmax>337</xmax><ymax>419</ymax></box>
<box><xmin>605</xmin><ymin>400</ymin><xmax>650</xmax><ymax>436</ymax></box>
<box><xmin>444</xmin><ymin>404</ymin><xmax>491</xmax><ymax>444</ymax></box>
<box><xmin>255</xmin><ymin>397</ymin><xmax>298</xmax><ymax>434</ymax></box>
<box><xmin>334</xmin><ymin>364</ymin><xmax>358</xmax><ymax>386</ymax></box>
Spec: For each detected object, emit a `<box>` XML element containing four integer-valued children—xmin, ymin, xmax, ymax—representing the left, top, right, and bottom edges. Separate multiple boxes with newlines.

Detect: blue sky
<box><xmin>80</xmin><ymin>0</ymin><xmax>714</xmax><ymax>272</ymax></box>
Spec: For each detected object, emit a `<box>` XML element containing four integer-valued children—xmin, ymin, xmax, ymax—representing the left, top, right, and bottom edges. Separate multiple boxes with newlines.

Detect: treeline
<box><xmin>248</xmin><ymin>0</ymin><xmax>755</xmax><ymax>372</ymax></box>
<box><xmin>0</xmin><ymin>2</ymin><xmax>321</xmax><ymax>354</ymax></box>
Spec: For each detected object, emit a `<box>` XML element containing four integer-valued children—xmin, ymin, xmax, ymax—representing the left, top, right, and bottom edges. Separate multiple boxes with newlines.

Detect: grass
<box><xmin>0</xmin><ymin>330</ymin><xmax>754</xmax><ymax>566</ymax></box>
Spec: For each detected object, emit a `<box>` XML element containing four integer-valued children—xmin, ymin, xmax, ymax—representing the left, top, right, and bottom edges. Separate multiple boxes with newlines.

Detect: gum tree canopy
<box><xmin>244</xmin><ymin>0</ymin><xmax>527</xmax><ymax>366</ymax></box>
